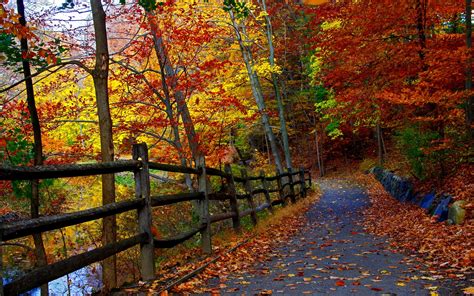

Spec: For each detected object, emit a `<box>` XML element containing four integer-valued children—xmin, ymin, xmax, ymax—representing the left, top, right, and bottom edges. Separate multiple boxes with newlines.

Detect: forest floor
<box><xmin>197</xmin><ymin>178</ymin><xmax>469</xmax><ymax>295</ymax></box>
<box><xmin>117</xmin><ymin>173</ymin><xmax>472</xmax><ymax>295</ymax></box>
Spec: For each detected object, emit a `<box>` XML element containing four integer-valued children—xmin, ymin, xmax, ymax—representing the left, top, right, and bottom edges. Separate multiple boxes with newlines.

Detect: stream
<box><xmin>3</xmin><ymin>265</ymin><xmax>101</xmax><ymax>295</ymax></box>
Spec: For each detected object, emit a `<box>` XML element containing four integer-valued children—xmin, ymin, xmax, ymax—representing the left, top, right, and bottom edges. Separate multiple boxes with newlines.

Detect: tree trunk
<box><xmin>314</xmin><ymin>126</ymin><xmax>324</xmax><ymax>177</ymax></box>
<box><xmin>466</xmin><ymin>0</ymin><xmax>473</xmax><ymax>138</ymax></box>
<box><xmin>165</xmin><ymin>95</ymin><xmax>194</xmax><ymax>190</ymax></box>
<box><xmin>229</xmin><ymin>11</ymin><xmax>284</xmax><ymax>173</ymax></box>
<box><xmin>259</xmin><ymin>0</ymin><xmax>292</xmax><ymax>170</ymax></box>
<box><xmin>376</xmin><ymin>124</ymin><xmax>384</xmax><ymax>166</ymax></box>
<box><xmin>415</xmin><ymin>0</ymin><xmax>427</xmax><ymax>62</ymax></box>
<box><xmin>148</xmin><ymin>17</ymin><xmax>204</xmax><ymax>167</ymax></box>
<box><xmin>16</xmin><ymin>1</ymin><xmax>48</xmax><ymax>294</ymax></box>
<box><xmin>90</xmin><ymin>0</ymin><xmax>117</xmax><ymax>290</ymax></box>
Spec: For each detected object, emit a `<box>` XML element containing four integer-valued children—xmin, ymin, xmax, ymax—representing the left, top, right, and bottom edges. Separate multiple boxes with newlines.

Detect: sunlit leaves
<box><xmin>223</xmin><ymin>0</ymin><xmax>250</xmax><ymax>19</ymax></box>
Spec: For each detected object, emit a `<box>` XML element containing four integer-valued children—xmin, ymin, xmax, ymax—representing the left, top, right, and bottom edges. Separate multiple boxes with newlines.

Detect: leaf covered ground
<box><xmin>116</xmin><ymin>178</ymin><xmax>472</xmax><ymax>295</ymax></box>
<box><xmin>356</xmin><ymin>172</ymin><xmax>473</xmax><ymax>287</ymax></box>
<box><xmin>115</xmin><ymin>190</ymin><xmax>320</xmax><ymax>295</ymax></box>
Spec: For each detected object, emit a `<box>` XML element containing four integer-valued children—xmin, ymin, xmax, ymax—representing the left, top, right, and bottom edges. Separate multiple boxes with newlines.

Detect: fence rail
<box><xmin>0</xmin><ymin>143</ymin><xmax>312</xmax><ymax>295</ymax></box>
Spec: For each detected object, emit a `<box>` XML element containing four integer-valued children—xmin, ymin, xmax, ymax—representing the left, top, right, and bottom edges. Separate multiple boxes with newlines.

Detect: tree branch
<box><xmin>0</xmin><ymin>61</ymin><xmax>92</xmax><ymax>93</ymax></box>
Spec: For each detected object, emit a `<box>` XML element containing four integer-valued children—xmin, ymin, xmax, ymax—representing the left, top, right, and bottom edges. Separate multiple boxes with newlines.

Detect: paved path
<box><xmin>210</xmin><ymin>179</ymin><xmax>461</xmax><ymax>295</ymax></box>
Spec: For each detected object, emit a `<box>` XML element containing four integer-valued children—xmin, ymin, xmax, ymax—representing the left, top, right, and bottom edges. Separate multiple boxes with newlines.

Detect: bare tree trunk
<box><xmin>314</xmin><ymin>126</ymin><xmax>324</xmax><ymax>177</ymax></box>
<box><xmin>165</xmin><ymin>97</ymin><xmax>194</xmax><ymax>190</ymax></box>
<box><xmin>148</xmin><ymin>18</ymin><xmax>204</xmax><ymax>167</ymax></box>
<box><xmin>466</xmin><ymin>0</ymin><xmax>473</xmax><ymax>138</ymax></box>
<box><xmin>415</xmin><ymin>0</ymin><xmax>427</xmax><ymax>62</ymax></box>
<box><xmin>16</xmin><ymin>1</ymin><xmax>48</xmax><ymax>294</ymax></box>
<box><xmin>259</xmin><ymin>0</ymin><xmax>292</xmax><ymax>170</ymax></box>
<box><xmin>229</xmin><ymin>11</ymin><xmax>284</xmax><ymax>173</ymax></box>
<box><xmin>90</xmin><ymin>0</ymin><xmax>117</xmax><ymax>290</ymax></box>
<box><xmin>376</xmin><ymin>124</ymin><xmax>384</xmax><ymax>166</ymax></box>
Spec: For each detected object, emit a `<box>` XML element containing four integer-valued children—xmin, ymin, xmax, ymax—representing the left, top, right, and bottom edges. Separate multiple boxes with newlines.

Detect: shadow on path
<box><xmin>209</xmin><ymin>179</ymin><xmax>460</xmax><ymax>295</ymax></box>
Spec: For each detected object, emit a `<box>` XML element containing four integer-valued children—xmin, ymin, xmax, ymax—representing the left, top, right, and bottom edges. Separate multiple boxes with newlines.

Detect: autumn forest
<box><xmin>0</xmin><ymin>0</ymin><xmax>473</xmax><ymax>295</ymax></box>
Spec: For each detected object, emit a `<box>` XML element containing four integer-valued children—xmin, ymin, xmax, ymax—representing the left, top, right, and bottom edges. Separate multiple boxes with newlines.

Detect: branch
<box><xmin>0</xmin><ymin>61</ymin><xmax>92</xmax><ymax>93</ymax></box>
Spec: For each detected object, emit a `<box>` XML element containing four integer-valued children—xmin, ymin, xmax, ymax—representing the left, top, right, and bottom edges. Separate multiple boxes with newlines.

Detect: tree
<box><xmin>90</xmin><ymin>0</ymin><xmax>117</xmax><ymax>290</ymax></box>
<box><xmin>257</xmin><ymin>0</ymin><xmax>293</xmax><ymax>170</ymax></box>
<box><xmin>466</xmin><ymin>0</ymin><xmax>473</xmax><ymax>137</ymax></box>
<box><xmin>16</xmin><ymin>0</ymin><xmax>48</xmax><ymax>294</ymax></box>
<box><xmin>226</xmin><ymin>2</ymin><xmax>284</xmax><ymax>173</ymax></box>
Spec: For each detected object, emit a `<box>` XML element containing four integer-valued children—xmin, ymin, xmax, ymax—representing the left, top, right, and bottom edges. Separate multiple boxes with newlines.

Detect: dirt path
<box><xmin>208</xmin><ymin>179</ymin><xmax>461</xmax><ymax>295</ymax></box>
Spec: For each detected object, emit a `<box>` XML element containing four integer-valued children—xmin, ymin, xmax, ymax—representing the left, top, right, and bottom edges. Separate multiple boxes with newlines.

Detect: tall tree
<box><xmin>466</xmin><ymin>0</ymin><xmax>473</xmax><ymax>137</ymax></box>
<box><xmin>258</xmin><ymin>0</ymin><xmax>293</xmax><ymax>170</ymax></box>
<box><xmin>227</xmin><ymin>4</ymin><xmax>284</xmax><ymax>173</ymax></box>
<box><xmin>90</xmin><ymin>0</ymin><xmax>117</xmax><ymax>290</ymax></box>
<box><xmin>16</xmin><ymin>0</ymin><xmax>48</xmax><ymax>294</ymax></box>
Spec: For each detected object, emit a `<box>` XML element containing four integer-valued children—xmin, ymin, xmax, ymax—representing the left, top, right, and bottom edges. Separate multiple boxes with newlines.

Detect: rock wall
<box><xmin>369</xmin><ymin>167</ymin><xmax>464</xmax><ymax>224</ymax></box>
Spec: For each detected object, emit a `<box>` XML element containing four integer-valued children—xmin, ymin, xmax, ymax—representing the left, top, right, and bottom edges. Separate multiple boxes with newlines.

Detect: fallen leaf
<box><xmin>463</xmin><ymin>286</ymin><xmax>474</xmax><ymax>294</ymax></box>
<box><xmin>371</xmin><ymin>287</ymin><xmax>383</xmax><ymax>291</ymax></box>
<box><xmin>335</xmin><ymin>280</ymin><xmax>345</xmax><ymax>287</ymax></box>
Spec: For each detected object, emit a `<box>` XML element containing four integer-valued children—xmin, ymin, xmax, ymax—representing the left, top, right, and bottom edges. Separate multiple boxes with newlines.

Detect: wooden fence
<box><xmin>0</xmin><ymin>143</ymin><xmax>312</xmax><ymax>295</ymax></box>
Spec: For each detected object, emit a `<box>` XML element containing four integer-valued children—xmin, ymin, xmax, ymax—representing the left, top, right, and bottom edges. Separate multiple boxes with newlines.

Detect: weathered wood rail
<box><xmin>0</xmin><ymin>143</ymin><xmax>312</xmax><ymax>295</ymax></box>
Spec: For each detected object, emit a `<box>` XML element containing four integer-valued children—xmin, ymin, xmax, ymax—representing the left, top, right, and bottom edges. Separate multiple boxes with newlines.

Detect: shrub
<box><xmin>395</xmin><ymin>126</ymin><xmax>440</xmax><ymax>180</ymax></box>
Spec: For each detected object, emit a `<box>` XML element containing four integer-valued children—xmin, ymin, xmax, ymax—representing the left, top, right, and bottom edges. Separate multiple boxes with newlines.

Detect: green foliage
<box><xmin>115</xmin><ymin>173</ymin><xmax>135</xmax><ymax>187</ymax></box>
<box><xmin>443</xmin><ymin>13</ymin><xmax>465</xmax><ymax>34</ymax></box>
<box><xmin>223</xmin><ymin>0</ymin><xmax>250</xmax><ymax>19</ymax></box>
<box><xmin>121</xmin><ymin>0</ymin><xmax>163</xmax><ymax>12</ymax></box>
<box><xmin>233</xmin><ymin>124</ymin><xmax>253</xmax><ymax>162</ymax></box>
<box><xmin>395</xmin><ymin>126</ymin><xmax>440</xmax><ymax>180</ymax></box>
<box><xmin>0</xmin><ymin>34</ymin><xmax>22</xmax><ymax>70</ymax></box>
<box><xmin>0</xmin><ymin>34</ymin><xmax>65</xmax><ymax>72</ymax></box>
<box><xmin>359</xmin><ymin>158</ymin><xmax>377</xmax><ymax>172</ymax></box>
<box><xmin>0</xmin><ymin>128</ymin><xmax>34</xmax><ymax>166</ymax></box>
<box><xmin>0</xmin><ymin>126</ymin><xmax>34</xmax><ymax>198</ymax></box>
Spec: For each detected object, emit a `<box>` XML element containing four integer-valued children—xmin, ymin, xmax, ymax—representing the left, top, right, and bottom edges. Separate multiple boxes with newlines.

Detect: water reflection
<box><xmin>3</xmin><ymin>265</ymin><xmax>102</xmax><ymax>295</ymax></box>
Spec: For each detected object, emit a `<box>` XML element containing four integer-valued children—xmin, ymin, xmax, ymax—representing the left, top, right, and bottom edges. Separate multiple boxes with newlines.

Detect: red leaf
<box><xmin>371</xmin><ymin>287</ymin><xmax>383</xmax><ymax>291</ymax></box>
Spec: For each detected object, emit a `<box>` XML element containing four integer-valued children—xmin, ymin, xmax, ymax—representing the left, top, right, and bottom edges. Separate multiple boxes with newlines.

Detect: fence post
<box><xmin>224</xmin><ymin>164</ymin><xmax>241</xmax><ymax>232</ymax></box>
<box><xmin>288</xmin><ymin>168</ymin><xmax>296</xmax><ymax>203</ymax></box>
<box><xmin>197</xmin><ymin>160</ymin><xmax>212</xmax><ymax>254</ymax></box>
<box><xmin>260</xmin><ymin>170</ymin><xmax>273</xmax><ymax>213</ymax></box>
<box><xmin>307</xmin><ymin>170</ymin><xmax>312</xmax><ymax>188</ymax></box>
<box><xmin>276</xmin><ymin>169</ymin><xmax>285</xmax><ymax>205</ymax></box>
<box><xmin>299</xmin><ymin>168</ymin><xmax>307</xmax><ymax>198</ymax></box>
<box><xmin>241</xmin><ymin>169</ymin><xmax>257</xmax><ymax>226</ymax></box>
<box><xmin>132</xmin><ymin>143</ymin><xmax>155</xmax><ymax>281</ymax></box>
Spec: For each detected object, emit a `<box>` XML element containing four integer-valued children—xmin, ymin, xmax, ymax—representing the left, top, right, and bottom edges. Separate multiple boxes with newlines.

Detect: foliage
<box><xmin>395</xmin><ymin>126</ymin><xmax>440</xmax><ymax>180</ymax></box>
<box><xmin>223</xmin><ymin>0</ymin><xmax>250</xmax><ymax>19</ymax></box>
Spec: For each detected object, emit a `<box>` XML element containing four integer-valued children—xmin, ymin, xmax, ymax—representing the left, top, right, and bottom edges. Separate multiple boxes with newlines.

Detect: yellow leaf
<box><xmin>464</xmin><ymin>286</ymin><xmax>474</xmax><ymax>294</ymax></box>
<box><xmin>396</xmin><ymin>282</ymin><xmax>406</xmax><ymax>287</ymax></box>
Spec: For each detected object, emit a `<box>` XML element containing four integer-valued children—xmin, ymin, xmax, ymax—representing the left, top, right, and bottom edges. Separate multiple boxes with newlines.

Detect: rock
<box><xmin>432</xmin><ymin>196</ymin><xmax>452</xmax><ymax>222</ymax></box>
<box><xmin>448</xmin><ymin>200</ymin><xmax>466</xmax><ymax>225</ymax></box>
<box><xmin>399</xmin><ymin>181</ymin><xmax>414</xmax><ymax>202</ymax></box>
<box><xmin>370</xmin><ymin>167</ymin><xmax>384</xmax><ymax>180</ymax></box>
<box><xmin>420</xmin><ymin>192</ymin><xmax>436</xmax><ymax>210</ymax></box>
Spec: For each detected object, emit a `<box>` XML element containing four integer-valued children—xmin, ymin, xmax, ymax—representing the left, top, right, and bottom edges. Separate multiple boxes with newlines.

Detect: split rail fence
<box><xmin>0</xmin><ymin>143</ymin><xmax>311</xmax><ymax>295</ymax></box>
